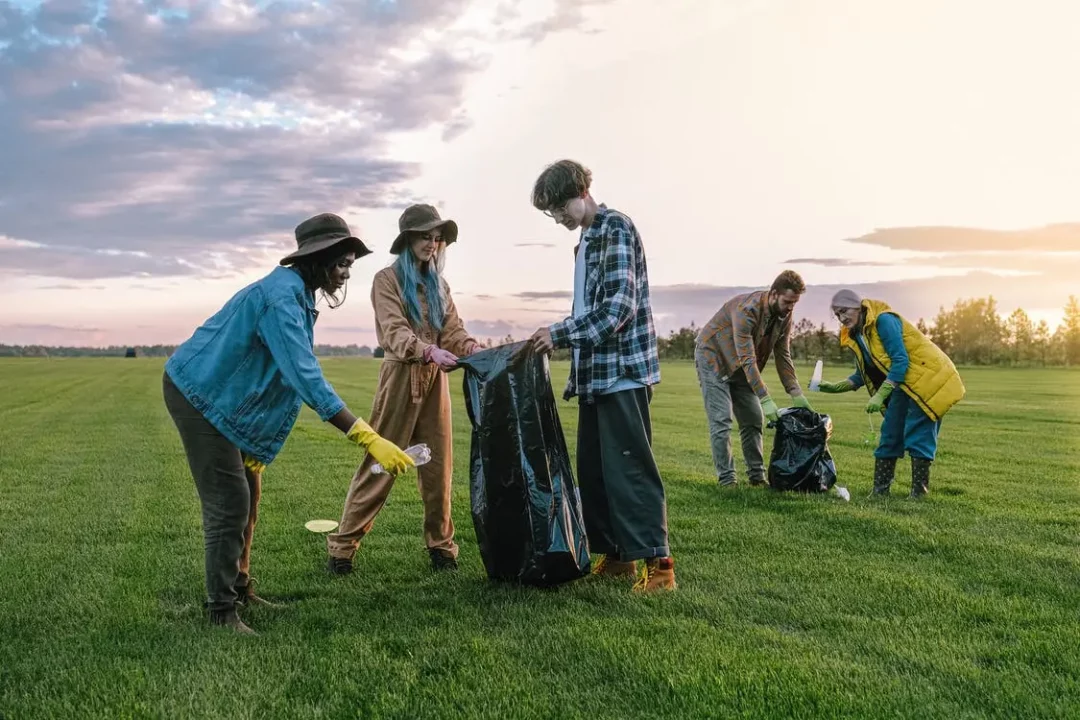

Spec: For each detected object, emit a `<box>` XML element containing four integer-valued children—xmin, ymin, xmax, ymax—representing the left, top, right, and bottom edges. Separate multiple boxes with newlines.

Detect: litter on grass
<box><xmin>304</xmin><ymin>519</ymin><xmax>338</xmax><ymax>533</ymax></box>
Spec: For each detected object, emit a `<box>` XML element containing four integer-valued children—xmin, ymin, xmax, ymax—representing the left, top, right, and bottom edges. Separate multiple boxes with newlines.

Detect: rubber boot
<box><xmin>910</xmin><ymin>457</ymin><xmax>931</xmax><ymax>499</ymax></box>
<box><xmin>871</xmin><ymin>457</ymin><xmax>897</xmax><ymax>497</ymax></box>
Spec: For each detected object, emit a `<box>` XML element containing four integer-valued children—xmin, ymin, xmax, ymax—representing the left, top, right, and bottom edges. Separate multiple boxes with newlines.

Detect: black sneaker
<box><xmin>327</xmin><ymin>556</ymin><xmax>353</xmax><ymax>576</ymax></box>
<box><xmin>429</xmin><ymin>549</ymin><xmax>458</xmax><ymax>572</ymax></box>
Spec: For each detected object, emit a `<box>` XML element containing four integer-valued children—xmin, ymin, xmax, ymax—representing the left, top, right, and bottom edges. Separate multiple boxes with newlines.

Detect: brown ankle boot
<box><xmin>590</xmin><ymin>554</ymin><xmax>638</xmax><ymax>579</ymax></box>
<box><xmin>209</xmin><ymin>608</ymin><xmax>256</xmax><ymax>635</ymax></box>
<box><xmin>235</xmin><ymin>579</ymin><xmax>284</xmax><ymax>609</ymax></box>
<box><xmin>632</xmin><ymin>556</ymin><xmax>677</xmax><ymax>593</ymax></box>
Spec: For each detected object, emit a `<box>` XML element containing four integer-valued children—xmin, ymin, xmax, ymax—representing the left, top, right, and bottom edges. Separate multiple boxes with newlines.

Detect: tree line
<box><xmin>3</xmin><ymin>295</ymin><xmax>1078</xmax><ymax>366</ymax></box>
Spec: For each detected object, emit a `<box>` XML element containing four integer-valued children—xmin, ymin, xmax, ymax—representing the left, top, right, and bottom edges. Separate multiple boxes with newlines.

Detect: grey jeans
<box><xmin>694</xmin><ymin>347</ymin><xmax>765</xmax><ymax>485</ymax></box>
<box><xmin>163</xmin><ymin>372</ymin><xmax>260</xmax><ymax>612</ymax></box>
<box><xmin>576</xmin><ymin>387</ymin><xmax>670</xmax><ymax>561</ymax></box>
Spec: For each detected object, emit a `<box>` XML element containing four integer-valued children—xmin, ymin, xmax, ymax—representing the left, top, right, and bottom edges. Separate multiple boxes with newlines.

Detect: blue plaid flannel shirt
<box><xmin>549</xmin><ymin>205</ymin><xmax>661</xmax><ymax>404</ymax></box>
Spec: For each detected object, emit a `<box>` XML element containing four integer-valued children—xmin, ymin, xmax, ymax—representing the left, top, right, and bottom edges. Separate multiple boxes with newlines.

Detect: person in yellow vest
<box><xmin>816</xmin><ymin>289</ymin><xmax>965</xmax><ymax>498</ymax></box>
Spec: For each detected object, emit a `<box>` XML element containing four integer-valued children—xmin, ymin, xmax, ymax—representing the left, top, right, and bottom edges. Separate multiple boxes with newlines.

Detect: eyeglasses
<box><xmin>542</xmin><ymin>199</ymin><xmax>572</xmax><ymax>220</ymax></box>
<box><xmin>833</xmin><ymin>307</ymin><xmax>856</xmax><ymax>321</ymax></box>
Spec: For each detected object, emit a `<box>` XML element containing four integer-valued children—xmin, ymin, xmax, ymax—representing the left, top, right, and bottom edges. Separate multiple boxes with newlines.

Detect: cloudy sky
<box><xmin>2</xmin><ymin>0</ymin><xmax>1078</xmax><ymax>347</ymax></box>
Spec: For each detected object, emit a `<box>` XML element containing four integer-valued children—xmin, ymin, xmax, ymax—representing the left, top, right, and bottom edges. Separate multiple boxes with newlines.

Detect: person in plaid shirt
<box><xmin>527</xmin><ymin>159</ymin><xmax>675</xmax><ymax>593</ymax></box>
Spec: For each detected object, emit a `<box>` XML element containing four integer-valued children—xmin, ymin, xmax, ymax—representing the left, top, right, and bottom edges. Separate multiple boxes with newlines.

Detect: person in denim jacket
<box><xmin>163</xmin><ymin>213</ymin><xmax>415</xmax><ymax>635</ymax></box>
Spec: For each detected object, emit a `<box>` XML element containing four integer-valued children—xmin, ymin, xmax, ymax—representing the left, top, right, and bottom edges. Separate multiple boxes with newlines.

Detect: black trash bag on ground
<box><xmin>767</xmin><ymin>407</ymin><xmax>838</xmax><ymax>492</ymax></box>
<box><xmin>456</xmin><ymin>341</ymin><xmax>590</xmax><ymax>586</ymax></box>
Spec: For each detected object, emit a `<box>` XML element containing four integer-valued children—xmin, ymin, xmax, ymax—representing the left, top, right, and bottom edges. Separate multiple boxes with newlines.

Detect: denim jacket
<box><xmin>165</xmin><ymin>266</ymin><xmax>346</xmax><ymax>464</ymax></box>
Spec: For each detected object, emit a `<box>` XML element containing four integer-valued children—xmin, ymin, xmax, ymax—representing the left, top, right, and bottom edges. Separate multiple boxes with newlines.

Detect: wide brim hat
<box><xmin>389</xmin><ymin>203</ymin><xmax>458</xmax><ymax>255</ymax></box>
<box><xmin>280</xmin><ymin>213</ymin><xmax>373</xmax><ymax>265</ymax></box>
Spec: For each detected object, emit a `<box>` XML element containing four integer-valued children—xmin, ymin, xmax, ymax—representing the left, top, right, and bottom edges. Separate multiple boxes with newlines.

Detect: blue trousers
<box><xmin>874</xmin><ymin>390</ymin><xmax>942</xmax><ymax>461</ymax></box>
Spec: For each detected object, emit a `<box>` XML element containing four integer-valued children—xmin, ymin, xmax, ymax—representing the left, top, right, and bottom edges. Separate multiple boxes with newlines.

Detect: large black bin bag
<box><xmin>456</xmin><ymin>341</ymin><xmax>590</xmax><ymax>586</ymax></box>
<box><xmin>767</xmin><ymin>407</ymin><xmax>838</xmax><ymax>492</ymax></box>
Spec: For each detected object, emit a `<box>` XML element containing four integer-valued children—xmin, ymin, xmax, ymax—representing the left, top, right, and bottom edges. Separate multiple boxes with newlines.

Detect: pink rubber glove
<box><xmin>425</xmin><ymin>345</ymin><xmax>459</xmax><ymax>369</ymax></box>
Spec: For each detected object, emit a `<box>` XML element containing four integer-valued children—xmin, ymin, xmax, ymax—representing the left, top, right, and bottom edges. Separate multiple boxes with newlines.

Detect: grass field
<box><xmin>1</xmin><ymin>358</ymin><xmax>1078</xmax><ymax>719</ymax></box>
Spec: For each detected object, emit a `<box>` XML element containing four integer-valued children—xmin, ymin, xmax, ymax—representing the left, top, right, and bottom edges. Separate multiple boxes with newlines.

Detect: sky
<box><xmin>1</xmin><ymin>0</ymin><xmax>1078</xmax><ymax>348</ymax></box>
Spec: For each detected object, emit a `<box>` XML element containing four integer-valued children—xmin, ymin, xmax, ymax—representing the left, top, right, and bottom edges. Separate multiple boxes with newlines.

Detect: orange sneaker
<box><xmin>590</xmin><ymin>554</ymin><xmax>638</xmax><ymax>579</ymax></box>
<box><xmin>632</xmin><ymin>556</ymin><xmax>676</xmax><ymax>593</ymax></box>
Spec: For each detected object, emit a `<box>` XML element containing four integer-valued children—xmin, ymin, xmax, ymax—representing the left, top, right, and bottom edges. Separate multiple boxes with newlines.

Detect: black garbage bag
<box><xmin>456</xmin><ymin>341</ymin><xmax>590</xmax><ymax>586</ymax></box>
<box><xmin>767</xmin><ymin>407</ymin><xmax>838</xmax><ymax>492</ymax></box>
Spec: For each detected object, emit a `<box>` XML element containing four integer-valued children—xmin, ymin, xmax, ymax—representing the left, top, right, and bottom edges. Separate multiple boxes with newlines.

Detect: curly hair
<box><xmin>531</xmin><ymin>159</ymin><xmax>592</xmax><ymax>212</ymax></box>
<box><xmin>285</xmin><ymin>245</ymin><xmax>351</xmax><ymax>308</ymax></box>
<box><xmin>770</xmin><ymin>269</ymin><xmax>806</xmax><ymax>295</ymax></box>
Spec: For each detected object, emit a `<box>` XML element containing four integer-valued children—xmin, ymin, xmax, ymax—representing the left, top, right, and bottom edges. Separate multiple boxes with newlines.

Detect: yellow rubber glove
<box><xmin>242</xmin><ymin>454</ymin><xmax>266</xmax><ymax>475</ymax></box>
<box><xmin>346</xmin><ymin>418</ymin><xmax>415</xmax><ymax>475</ymax></box>
<box><xmin>760</xmin><ymin>395</ymin><xmax>780</xmax><ymax>423</ymax></box>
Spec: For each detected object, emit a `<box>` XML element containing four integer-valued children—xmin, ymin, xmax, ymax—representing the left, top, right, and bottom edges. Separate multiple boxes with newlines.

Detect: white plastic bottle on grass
<box><xmin>371</xmin><ymin>443</ymin><xmax>432</xmax><ymax>475</ymax></box>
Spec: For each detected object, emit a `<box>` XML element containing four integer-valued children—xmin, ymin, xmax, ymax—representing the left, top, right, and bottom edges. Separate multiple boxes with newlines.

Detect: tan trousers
<box><xmin>327</xmin><ymin>360</ymin><xmax>456</xmax><ymax>560</ymax></box>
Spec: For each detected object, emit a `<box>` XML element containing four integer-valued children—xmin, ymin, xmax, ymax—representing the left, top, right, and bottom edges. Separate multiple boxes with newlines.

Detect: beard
<box><xmin>770</xmin><ymin>299</ymin><xmax>790</xmax><ymax>317</ymax></box>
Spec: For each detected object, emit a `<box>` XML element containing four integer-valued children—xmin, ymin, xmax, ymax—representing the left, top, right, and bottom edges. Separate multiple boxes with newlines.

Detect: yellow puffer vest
<box><xmin>839</xmin><ymin>299</ymin><xmax>965</xmax><ymax>421</ymax></box>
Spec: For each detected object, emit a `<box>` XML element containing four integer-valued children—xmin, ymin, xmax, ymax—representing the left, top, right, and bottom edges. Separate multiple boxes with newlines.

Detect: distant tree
<box><xmin>812</xmin><ymin>323</ymin><xmax>842</xmax><ymax>363</ymax></box>
<box><xmin>1062</xmin><ymin>295</ymin><xmax>1080</xmax><ymax>366</ymax></box>
<box><xmin>373</xmin><ymin>347</ymin><xmax>385</xmax><ymax>359</ymax></box>
<box><xmin>657</xmin><ymin>323</ymin><xmax>697</xmax><ymax>360</ymax></box>
<box><xmin>1032</xmin><ymin>320</ymin><xmax>1054</xmax><ymax>366</ymax></box>
<box><xmin>931</xmin><ymin>296</ymin><xmax>1006</xmax><ymax>365</ymax></box>
<box><xmin>1005</xmin><ymin>308</ymin><xmax>1035</xmax><ymax>366</ymax></box>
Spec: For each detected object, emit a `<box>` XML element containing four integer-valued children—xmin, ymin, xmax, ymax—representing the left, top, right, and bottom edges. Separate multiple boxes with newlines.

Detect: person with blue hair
<box><xmin>327</xmin><ymin>204</ymin><xmax>480</xmax><ymax>574</ymax></box>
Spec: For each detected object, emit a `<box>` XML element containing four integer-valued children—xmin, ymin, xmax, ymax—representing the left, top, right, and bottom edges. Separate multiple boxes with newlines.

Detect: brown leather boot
<box><xmin>235</xmin><ymin>578</ymin><xmax>284</xmax><ymax>609</ymax></box>
<box><xmin>590</xmin><ymin>554</ymin><xmax>638</xmax><ymax>579</ymax></box>
<box><xmin>632</xmin><ymin>556</ymin><xmax>677</xmax><ymax>593</ymax></box>
<box><xmin>209</xmin><ymin>608</ymin><xmax>256</xmax><ymax>635</ymax></box>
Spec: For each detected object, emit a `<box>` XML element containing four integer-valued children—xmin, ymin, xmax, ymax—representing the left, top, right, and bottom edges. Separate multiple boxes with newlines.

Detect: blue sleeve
<box><xmin>257</xmin><ymin>299</ymin><xmax>346</xmax><ymax>421</ymax></box>
<box><xmin>876</xmin><ymin>314</ymin><xmax>909</xmax><ymax>384</ymax></box>
<box><xmin>847</xmin><ymin>369</ymin><xmax>865</xmax><ymax>390</ymax></box>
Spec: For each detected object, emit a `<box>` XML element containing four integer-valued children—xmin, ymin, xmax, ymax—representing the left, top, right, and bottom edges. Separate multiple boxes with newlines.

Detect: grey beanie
<box><xmin>830</xmin><ymin>289</ymin><xmax>863</xmax><ymax>310</ymax></box>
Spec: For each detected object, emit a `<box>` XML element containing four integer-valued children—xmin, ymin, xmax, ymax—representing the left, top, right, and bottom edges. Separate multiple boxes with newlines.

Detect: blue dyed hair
<box><xmin>394</xmin><ymin>246</ymin><xmax>445</xmax><ymax>332</ymax></box>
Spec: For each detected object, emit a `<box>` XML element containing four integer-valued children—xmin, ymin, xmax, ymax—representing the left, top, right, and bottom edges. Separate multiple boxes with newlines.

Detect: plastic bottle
<box><xmin>371</xmin><ymin>443</ymin><xmax>432</xmax><ymax>475</ymax></box>
<box><xmin>809</xmin><ymin>359</ymin><xmax>824</xmax><ymax>391</ymax></box>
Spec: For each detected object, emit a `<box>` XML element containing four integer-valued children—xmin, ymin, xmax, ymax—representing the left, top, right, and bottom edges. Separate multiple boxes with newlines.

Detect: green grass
<box><xmin>1</xmin><ymin>358</ymin><xmax>1078</xmax><ymax>719</ymax></box>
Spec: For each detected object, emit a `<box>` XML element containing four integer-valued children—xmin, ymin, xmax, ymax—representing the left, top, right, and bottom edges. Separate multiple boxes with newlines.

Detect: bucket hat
<box><xmin>389</xmin><ymin>204</ymin><xmax>458</xmax><ymax>255</ymax></box>
<box><xmin>280</xmin><ymin>213</ymin><xmax>372</xmax><ymax>265</ymax></box>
